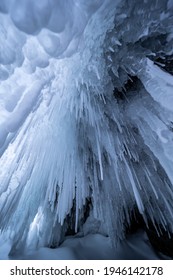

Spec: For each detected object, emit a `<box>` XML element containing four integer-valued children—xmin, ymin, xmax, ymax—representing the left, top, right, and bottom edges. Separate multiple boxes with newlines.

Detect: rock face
<box><xmin>0</xmin><ymin>0</ymin><xmax>173</xmax><ymax>259</ymax></box>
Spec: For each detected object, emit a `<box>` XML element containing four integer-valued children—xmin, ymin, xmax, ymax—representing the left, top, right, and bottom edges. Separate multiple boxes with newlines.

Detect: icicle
<box><xmin>124</xmin><ymin>157</ymin><xmax>144</xmax><ymax>214</ymax></box>
<box><xmin>96</xmin><ymin>139</ymin><xmax>104</xmax><ymax>181</ymax></box>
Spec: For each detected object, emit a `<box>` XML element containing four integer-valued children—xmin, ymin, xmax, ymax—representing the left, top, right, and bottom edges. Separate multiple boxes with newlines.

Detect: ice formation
<box><xmin>0</xmin><ymin>0</ymin><xmax>173</xmax><ymax>257</ymax></box>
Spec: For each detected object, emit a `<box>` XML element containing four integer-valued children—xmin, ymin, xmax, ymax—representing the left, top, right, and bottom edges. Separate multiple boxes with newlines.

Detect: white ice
<box><xmin>0</xmin><ymin>0</ymin><xmax>173</xmax><ymax>259</ymax></box>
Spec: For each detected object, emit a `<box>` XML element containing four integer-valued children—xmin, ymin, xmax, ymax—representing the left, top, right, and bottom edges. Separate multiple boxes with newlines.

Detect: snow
<box><xmin>0</xmin><ymin>0</ymin><xmax>173</xmax><ymax>259</ymax></box>
<box><xmin>1</xmin><ymin>231</ymin><xmax>168</xmax><ymax>260</ymax></box>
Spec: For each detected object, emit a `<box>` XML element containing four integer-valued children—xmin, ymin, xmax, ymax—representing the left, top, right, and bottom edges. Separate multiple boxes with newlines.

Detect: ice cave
<box><xmin>0</xmin><ymin>0</ymin><xmax>173</xmax><ymax>260</ymax></box>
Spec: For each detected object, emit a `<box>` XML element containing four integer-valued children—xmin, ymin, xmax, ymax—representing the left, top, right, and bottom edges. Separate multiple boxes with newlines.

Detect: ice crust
<box><xmin>0</xmin><ymin>0</ymin><xmax>173</xmax><ymax>257</ymax></box>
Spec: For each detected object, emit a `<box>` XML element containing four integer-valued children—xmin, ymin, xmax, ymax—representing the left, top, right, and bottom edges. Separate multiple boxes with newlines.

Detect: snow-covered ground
<box><xmin>0</xmin><ymin>230</ymin><xmax>169</xmax><ymax>260</ymax></box>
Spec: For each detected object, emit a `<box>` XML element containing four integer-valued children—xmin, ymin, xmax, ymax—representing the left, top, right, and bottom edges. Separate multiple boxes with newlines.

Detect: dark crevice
<box><xmin>125</xmin><ymin>206</ymin><xmax>173</xmax><ymax>258</ymax></box>
<box><xmin>65</xmin><ymin>197</ymin><xmax>92</xmax><ymax>237</ymax></box>
<box><xmin>113</xmin><ymin>75</ymin><xmax>140</xmax><ymax>101</ymax></box>
<box><xmin>153</xmin><ymin>55</ymin><xmax>173</xmax><ymax>75</ymax></box>
<box><xmin>146</xmin><ymin>222</ymin><xmax>173</xmax><ymax>258</ymax></box>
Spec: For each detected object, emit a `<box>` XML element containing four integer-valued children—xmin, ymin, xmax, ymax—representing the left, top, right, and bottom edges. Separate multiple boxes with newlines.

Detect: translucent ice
<box><xmin>0</xmin><ymin>0</ymin><xmax>173</xmax><ymax>257</ymax></box>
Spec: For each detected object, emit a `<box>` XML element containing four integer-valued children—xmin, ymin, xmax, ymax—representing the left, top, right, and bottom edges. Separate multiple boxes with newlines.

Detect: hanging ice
<box><xmin>0</xmin><ymin>0</ymin><xmax>173</xmax><ymax>257</ymax></box>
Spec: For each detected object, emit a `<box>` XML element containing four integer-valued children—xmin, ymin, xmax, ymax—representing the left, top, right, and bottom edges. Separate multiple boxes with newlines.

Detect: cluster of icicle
<box><xmin>0</xmin><ymin>0</ymin><xmax>173</xmax><ymax>255</ymax></box>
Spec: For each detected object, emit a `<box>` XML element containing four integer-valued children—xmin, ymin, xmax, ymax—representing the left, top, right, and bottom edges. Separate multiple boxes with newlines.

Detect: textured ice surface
<box><xmin>0</xmin><ymin>0</ymin><xmax>173</xmax><ymax>258</ymax></box>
